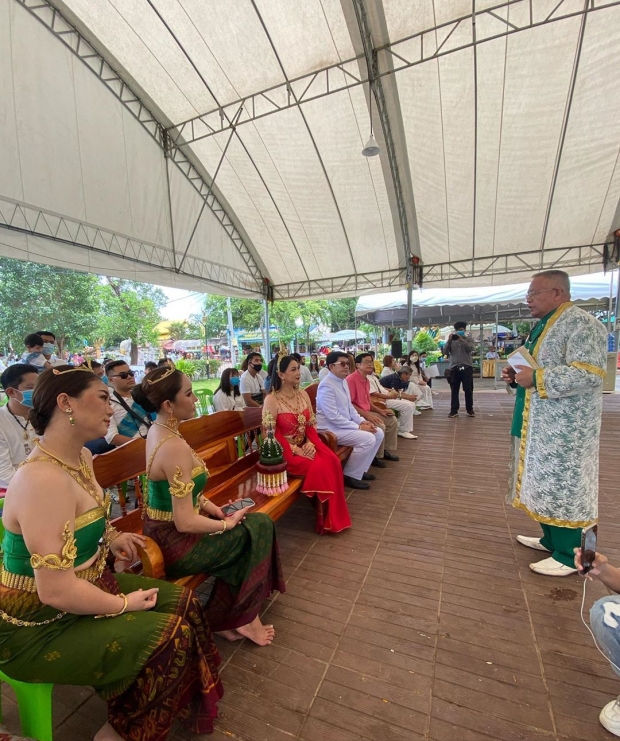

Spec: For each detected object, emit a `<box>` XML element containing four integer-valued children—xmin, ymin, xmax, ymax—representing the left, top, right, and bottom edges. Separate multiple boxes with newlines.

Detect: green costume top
<box><xmin>510</xmin><ymin>307</ymin><xmax>556</xmax><ymax>437</ymax></box>
<box><xmin>146</xmin><ymin>467</ymin><xmax>208</xmax><ymax>521</ymax></box>
<box><xmin>1</xmin><ymin>505</ymin><xmax>107</xmax><ymax>592</ymax></box>
<box><xmin>508</xmin><ymin>302</ymin><xmax>607</xmax><ymax>528</ymax></box>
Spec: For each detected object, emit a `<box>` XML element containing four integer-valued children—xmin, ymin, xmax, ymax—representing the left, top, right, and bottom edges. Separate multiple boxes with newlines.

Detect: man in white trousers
<box><xmin>316</xmin><ymin>351</ymin><xmax>384</xmax><ymax>491</ymax></box>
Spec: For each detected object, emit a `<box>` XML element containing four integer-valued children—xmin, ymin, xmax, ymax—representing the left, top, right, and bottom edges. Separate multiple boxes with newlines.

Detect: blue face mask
<box><xmin>457</xmin><ymin>330</ymin><xmax>465</xmax><ymax>336</ymax></box>
<box><xmin>18</xmin><ymin>390</ymin><xmax>34</xmax><ymax>408</ymax></box>
<box><xmin>102</xmin><ymin>376</ymin><xmax>109</xmax><ymax>386</ymax></box>
<box><xmin>230</xmin><ymin>376</ymin><xmax>241</xmax><ymax>387</ymax></box>
<box><xmin>42</xmin><ymin>343</ymin><xmax>56</xmax><ymax>354</ymax></box>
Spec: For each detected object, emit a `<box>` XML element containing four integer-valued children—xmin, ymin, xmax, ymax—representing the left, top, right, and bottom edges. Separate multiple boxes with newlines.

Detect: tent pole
<box><xmin>264</xmin><ymin>299</ymin><xmax>271</xmax><ymax>362</ymax></box>
<box><xmin>226</xmin><ymin>297</ymin><xmax>236</xmax><ymax>368</ymax></box>
<box><xmin>406</xmin><ymin>281</ymin><xmax>413</xmax><ymax>354</ymax></box>
<box><xmin>495</xmin><ymin>305</ymin><xmax>499</xmax><ymax>390</ymax></box>
<box><xmin>479</xmin><ymin>316</ymin><xmax>484</xmax><ymax>388</ymax></box>
<box><xmin>614</xmin><ymin>266</ymin><xmax>620</xmax><ymax>353</ymax></box>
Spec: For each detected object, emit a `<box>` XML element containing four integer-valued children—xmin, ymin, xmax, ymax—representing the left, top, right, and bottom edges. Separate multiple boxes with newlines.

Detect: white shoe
<box><xmin>529</xmin><ymin>556</ymin><xmax>577</xmax><ymax>576</ymax></box>
<box><xmin>600</xmin><ymin>698</ymin><xmax>620</xmax><ymax>736</ymax></box>
<box><xmin>398</xmin><ymin>432</ymin><xmax>418</xmax><ymax>439</ymax></box>
<box><xmin>516</xmin><ymin>535</ymin><xmax>550</xmax><ymax>552</ymax></box>
<box><xmin>412</xmin><ymin>409</ymin><xmax>422</xmax><ymax>416</ymax></box>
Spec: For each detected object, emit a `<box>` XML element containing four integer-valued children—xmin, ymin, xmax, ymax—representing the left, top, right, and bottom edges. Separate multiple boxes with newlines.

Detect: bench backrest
<box><xmin>305</xmin><ymin>382</ymin><xmax>318</xmax><ymax>410</ymax></box>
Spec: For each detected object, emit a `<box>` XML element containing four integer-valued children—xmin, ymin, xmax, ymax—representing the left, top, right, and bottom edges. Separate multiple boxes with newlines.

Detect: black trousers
<box><xmin>450</xmin><ymin>365</ymin><xmax>474</xmax><ymax>414</ymax></box>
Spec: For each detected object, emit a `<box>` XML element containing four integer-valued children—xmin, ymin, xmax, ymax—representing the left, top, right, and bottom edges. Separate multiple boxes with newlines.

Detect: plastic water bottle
<box><xmin>608</xmin><ymin>334</ymin><xmax>616</xmax><ymax>352</ymax></box>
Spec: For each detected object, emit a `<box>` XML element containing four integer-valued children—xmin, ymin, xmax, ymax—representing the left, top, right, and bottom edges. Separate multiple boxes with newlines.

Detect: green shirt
<box><xmin>510</xmin><ymin>308</ymin><xmax>556</xmax><ymax>438</ymax></box>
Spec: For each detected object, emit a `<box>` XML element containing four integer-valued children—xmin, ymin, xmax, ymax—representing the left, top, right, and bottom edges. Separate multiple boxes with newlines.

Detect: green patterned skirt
<box><xmin>0</xmin><ymin>570</ymin><xmax>223</xmax><ymax>740</ymax></box>
<box><xmin>144</xmin><ymin>512</ymin><xmax>286</xmax><ymax>631</ymax></box>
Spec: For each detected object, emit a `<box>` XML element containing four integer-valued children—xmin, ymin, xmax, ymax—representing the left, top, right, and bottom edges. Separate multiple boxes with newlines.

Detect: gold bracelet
<box><xmin>95</xmin><ymin>593</ymin><xmax>128</xmax><ymax>619</ymax></box>
<box><xmin>210</xmin><ymin>519</ymin><xmax>227</xmax><ymax>536</ymax></box>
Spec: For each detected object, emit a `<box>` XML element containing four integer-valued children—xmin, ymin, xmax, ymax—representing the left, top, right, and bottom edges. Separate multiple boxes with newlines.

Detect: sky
<box><xmin>160</xmin><ymin>287</ymin><xmax>207</xmax><ymax>321</ymax></box>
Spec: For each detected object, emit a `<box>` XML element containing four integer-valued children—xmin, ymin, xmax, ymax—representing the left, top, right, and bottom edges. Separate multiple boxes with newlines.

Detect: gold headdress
<box><xmin>276</xmin><ymin>344</ymin><xmax>288</xmax><ymax>371</ymax></box>
<box><xmin>144</xmin><ymin>366</ymin><xmax>176</xmax><ymax>385</ymax></box>
<box><xmin>52</xmin><ymin>366</ymin><xmax>94</xmax><ymax>375</ymax></box>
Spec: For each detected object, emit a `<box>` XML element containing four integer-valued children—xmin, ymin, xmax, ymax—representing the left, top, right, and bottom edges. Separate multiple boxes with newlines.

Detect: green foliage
<box><xmin>173</xmin><ymin>358</ymin><xmax>197</xmax><ymax>378</ymax></box>
<box><xmin>516</xmin><ymin>321</ymin><xmax>530</xmax><ymax>336</ymax></box>
<box><xmin>412</xmin><ymin>331</ymin><xmax>438</xmax><ymax>353</ymax></box>
<box><xmin>95</xmin><ymin>279</ymin><xmax>165</xmax><ymax>363</ymax></box>
<box><xmin>0</xmin><ymin>258</ymin><xmax>100</xmax><ymax>354</ymax></box>
<box><xmin>192</xmin><ymin>358</ymin><xmax>221</xmax><ymax>379</ymax></box>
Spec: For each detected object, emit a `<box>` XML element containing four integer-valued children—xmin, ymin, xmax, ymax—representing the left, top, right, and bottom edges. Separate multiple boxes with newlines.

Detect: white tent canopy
<box><xmin>356</xmin><ymin>270</ymin><xmax>619</xmax><ymax>325</ymax></box>
<box><xmin>2</xmin><ymin>0</ymin><xmax>620</xmax><ymax>299</ymax></box>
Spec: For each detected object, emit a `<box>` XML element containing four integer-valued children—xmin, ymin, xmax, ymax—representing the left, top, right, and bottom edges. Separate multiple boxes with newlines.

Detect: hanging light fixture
<box><xmin>362</xmin><ymin>82</ymin><xmax>380</xmax><ymax>157</ymax></box>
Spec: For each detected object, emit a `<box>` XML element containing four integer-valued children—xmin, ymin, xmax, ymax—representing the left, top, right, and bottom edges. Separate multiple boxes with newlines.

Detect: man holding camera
<box><xmin>502</xmin><ymin>270</ymin><xmax>607</xmax><ymax>576</ymax></box>
<box><xmin>443</xmin><ymin>321</ymin><xmax>476</xmax><ymax>418</ymax></box>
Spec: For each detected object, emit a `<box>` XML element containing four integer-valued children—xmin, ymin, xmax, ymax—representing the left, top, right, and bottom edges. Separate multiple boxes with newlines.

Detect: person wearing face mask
<box><xmin>36</xmin><ymin>331</ymin><xmax>64</xmax><ymax>368</ymax></box>
<box><xmin>407</xmin><ymin>352</ymin><xmax>433</xmax><ymax>410</ymax></box>
<box><xmin>443</xmin><ymin>321</ymin><xmax>476</xmax><ymax>418</ymax></box>
<box><xmin>239</xmin><ymin>352</ymin><xmax>266</xmax><ymax>407</ymax></box>
<box><xmin>0</xmin><ymin>364</ymin><xmax>40</xmax><ymax>489</ymax></box>
<box><xmin>213</xmin><ymin>368</ymin><xmax>246</xmax><ymax>412</ymax></box>
<box><xmin>21</xmin><ymin>334</ymin><xmax>51</xmax><ymax>373</ymax></box>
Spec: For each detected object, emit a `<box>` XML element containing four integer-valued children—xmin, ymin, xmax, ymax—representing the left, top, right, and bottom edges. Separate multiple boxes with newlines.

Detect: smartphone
<box><xmin>580</xmin><ymin>524</ymin><xmax>598</xmax><ymax>574</ymax></box>
<box><xmin>221</xmin><ymin>498</ymin><xmax>255</xmax><ymax>516</ymax></box>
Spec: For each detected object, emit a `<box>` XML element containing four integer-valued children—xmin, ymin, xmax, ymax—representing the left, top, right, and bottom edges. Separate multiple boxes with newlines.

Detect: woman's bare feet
<box><xmin>216</xmin><ymin>629</ymin><xmax>243</xmax><ymax>641</ymax></box>
<box><xmin>236</xmin><ymin>616</ymin><xmax>275</xmax><ymax>646</ymax></box>
<box><xmin>94</xmin><ymin>722</ymin><xmax>124</xmax><ymax>740</ymax></box>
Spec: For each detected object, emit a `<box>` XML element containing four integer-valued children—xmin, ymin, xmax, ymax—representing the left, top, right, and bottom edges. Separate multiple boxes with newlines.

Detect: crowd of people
<box><xmin>0</xmin><ymin>269</ymin><xmax>619</xmax><ymax>738</ymax></box>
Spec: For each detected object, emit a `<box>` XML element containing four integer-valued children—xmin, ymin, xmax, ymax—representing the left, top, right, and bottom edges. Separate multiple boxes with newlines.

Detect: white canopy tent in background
<box><xmin>356</xmin><ymin>270</ymin><xmax>619</xmax><ymax>326</ymax></box>
<box><xmin>1</xmin><ymin>0</ymin><xmax>620</xmax><ymax>311</ymax></box>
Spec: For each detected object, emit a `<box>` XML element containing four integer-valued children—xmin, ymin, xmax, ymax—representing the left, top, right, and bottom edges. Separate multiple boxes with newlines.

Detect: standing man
<box><xmin>239</xmin><ymin>352</ymin><xmax>266</xmax><ymax>407</ymax></box>
<box><xmin>104</xmin><ymin>360</ymin><xmax>153</xmax><ymax>447</ymax></box>
<box><xmin>346</xmin><ymin>353</ymin><xmax>400</xmax><ymax>467</ymax></box>
<box><xmin>0</xmin><ymin>364</ymin><xmax>39</xmax><ymax>489</ymax></box>
<box><xmin>316</xmin><ymin>351</ymin><xmax>384</xmax><ymax>490</ymax></box>
<box><xmin>443</xmin><ymin>322</ymin><xmax>476</xmax><ymax>418</ymax></box>
<box><xmin>502</xmin><ymin>270</ymin><xmax>607</xmax><ymax>576</ymax></box>
<box><xmin>36</xmin><ymin>331</ymin><xmax>64</xmax><ymax>367</ymax></box>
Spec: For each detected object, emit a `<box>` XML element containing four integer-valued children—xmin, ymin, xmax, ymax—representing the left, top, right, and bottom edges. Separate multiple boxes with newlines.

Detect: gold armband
<box><xmin>169</xmin><ymin>467</ymin><xmax>195</xmax><ymax>499</ymax></box>
<box><xmin>30</xmin><ymin>522</ymin><xmax>77</xmax><ymax>571</ymax></box>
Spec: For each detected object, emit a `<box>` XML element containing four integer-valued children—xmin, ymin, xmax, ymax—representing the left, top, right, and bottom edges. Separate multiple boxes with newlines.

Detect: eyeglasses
<box><xmin>109</xmin><ymin>371</ymin><xmax>135</xmax><ymax>379</ymax></box>
<box><xmin>331</xmin><ymin>361</ymin><xmax>350</xmax><ymax>368</ymax></box>
<box><xmin>525</xmin><ymin>288</ymin><xmax>557</xmax><ymax>300</ymax></box>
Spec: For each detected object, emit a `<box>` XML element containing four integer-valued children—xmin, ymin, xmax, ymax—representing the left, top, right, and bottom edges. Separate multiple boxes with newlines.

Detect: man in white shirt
<box><xmin>36</xmin><ymin>330</ymin><xmax>65</xmax><ymax>367</ymax></box>
<box><xmin>291</xmin><ymin>353</ymin><xmax>313</xmax><ymax>385</ymax></box>
<box><xmin>104</xmin><ymin>360</ymin><xmax>152</xmax><ymax>446</ymax></box>
<box><xmin>239</xmin><ymin>352</ymin><xmax>265</xmax><ymax>407</ymax></box>
<box><xmin>316</xmin><ymin>351</ymin><xmax>384</xmax><ymax>490</ymax></box>
<box><xmin>20</xmin><ymin>333</ymin><xmax>51</xmax><ymax>373</ymax></box>
<box><xmin>0</xmin><ymin>364</ymin><xmax>39</xmax><ymax>489</ymax></box>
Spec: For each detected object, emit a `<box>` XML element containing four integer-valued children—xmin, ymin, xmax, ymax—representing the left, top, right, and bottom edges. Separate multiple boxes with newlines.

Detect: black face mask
<box><xmin>251</xmin><ymin>363</ymin><xmax>263</xmax><ymax>372</ymax></box>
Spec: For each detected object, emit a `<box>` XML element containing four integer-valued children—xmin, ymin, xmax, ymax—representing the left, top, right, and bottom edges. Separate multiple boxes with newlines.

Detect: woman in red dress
<box><xmin>263</xmin><ymin>356</ymin><xmax>351</xmax><ymax>534</ymax></box>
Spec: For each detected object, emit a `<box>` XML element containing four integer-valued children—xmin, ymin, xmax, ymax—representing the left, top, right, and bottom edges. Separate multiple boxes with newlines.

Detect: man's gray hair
<box><xmin>397</xmin><ymin>366</ymin><xmax>412</xmax><ymax>375</ymax></box>
<box><xmin>532</xmin><ymin>269</ymin><xmax>571</xmax><ymax>295</ymax></box>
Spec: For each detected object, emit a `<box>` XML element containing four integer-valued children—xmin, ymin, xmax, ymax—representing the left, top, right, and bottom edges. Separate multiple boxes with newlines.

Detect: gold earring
<box><xmin>166</xmin><ymin>413</ymin><xmax>178</xmax><ymax>431</ymax></box>
<box><xmin>66</xmin><ymin>408</ymin><xmax>75</xmax><ymax>426</ymax></box>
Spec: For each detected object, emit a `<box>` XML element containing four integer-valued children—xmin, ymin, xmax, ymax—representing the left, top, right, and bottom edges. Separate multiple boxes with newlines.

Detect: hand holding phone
<box><xmin>579</xmin><ymin>524</ymin><xmax>598</xmax><ymax>575</ymax></box>
<box><xmin>221</xmin><ymin>498</ymin><xmax>255</xmax><ymax>516</ymax></box>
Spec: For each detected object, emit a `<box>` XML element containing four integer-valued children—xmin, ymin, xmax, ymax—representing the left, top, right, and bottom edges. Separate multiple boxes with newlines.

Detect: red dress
<box><xmin>275</xmin><ymin>408</ymin><xmax>351</xmax><ymax>534</ymax></box>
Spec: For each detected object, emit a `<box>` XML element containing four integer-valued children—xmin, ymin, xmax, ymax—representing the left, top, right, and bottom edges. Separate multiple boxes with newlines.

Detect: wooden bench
<box><xmin>93</xmin><ymin>408</ymin><xmax>303</xmax><ymax>586</ymax></box>
<box><xmin>304</xmin><ymin>383</ymin><xmax>353</xmax><ymax>464</ymax></box>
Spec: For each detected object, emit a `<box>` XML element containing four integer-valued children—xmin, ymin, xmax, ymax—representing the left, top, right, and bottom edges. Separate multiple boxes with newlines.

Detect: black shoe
<box><xmin>383</xmin><ymin>451</ymin><xmax>399</xmax><ymax>462</ymax></box>
<box><xmin>467</xmin><ymin>411</ymin><xmax>476</xmax><ymax>417</ymax></box>
<box><xmin>448</xmin><ymin>412</ymin><xmax>458</xmax><ymax>418</ymax></box>
<box><xmin>371</xmin><ymin>457</ymin><xmax>387</xmax><ymax>468</ymax></box>
<box><xmin>344</xmin><ymin>475</ymin><xmax>370</xmax><ymax>490</ymax></box>
<box><xmin>362</xmin><ymin>472</ymin><xmax>376</xmax><ymax>481</ymax></box>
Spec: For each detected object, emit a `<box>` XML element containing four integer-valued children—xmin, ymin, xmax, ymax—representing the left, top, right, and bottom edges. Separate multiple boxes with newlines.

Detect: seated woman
<box><xmin>135</xmin><ymin>367</ymin><xmax>285</xmax><ymax>647</ymax></box>
<box><xmin>0</xmin><ymin>366</ymin><xmax>223</xmax><ymax>741</ymax></box>
<box><xmin>406</xmin><ymin>352</ymin><xmax>433</xmax><ymax>409</ymax></box>
<box><xmin>380</xmin><ymin>354</ymin><xmax>396</xmax><ymax>377</ymax></box>
<box><xmin>308</xmin><ymin>354</ymin><xmax>321</xmax><ymax>380</ymax></box>
<box><xmin>263</xmin><ymin>356</ymin><xmax>351</xmax><ymax>535</ymax></box>
<box><xmin>212</xmin><ymin>368</ymin><xmax>246</xmax><ymax>412</ymax></box>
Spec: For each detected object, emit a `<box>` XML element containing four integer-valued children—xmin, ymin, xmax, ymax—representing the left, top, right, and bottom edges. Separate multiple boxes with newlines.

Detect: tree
<box><xmin>0</xmin><ymin>258</ymin><xmax>100</xmax><ymax>355</ymax></box>
<box><xmin>412</xmin><ymin>331</ymin><xmax>438</xmax><ymax>353</ymax></box>
<box><xmin>96</xmin><ymin>279</ymin><xmax>165</xmax><ymax>364</ymax></box>
<box><xmin>323</xmin><ymin>298</ymin><xmax>357</xmax><ymax>331</ymax></box>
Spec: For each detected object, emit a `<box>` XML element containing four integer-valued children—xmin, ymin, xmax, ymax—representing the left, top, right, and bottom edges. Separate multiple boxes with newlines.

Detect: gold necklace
<box><xmin>276</xmin><ymin>389</ymin><xmax>305</xmax><ymax>416</ymax></box>
<box><xmin>35</xmin><ymin>442</ymin><xmax>105</xmax><ymax>510</ymax></box>
<box><xmin>6</xmin><ymin>405</ymin><xmax>31</xmax><ymax>440</ymax></box>
<box><xmin>153</xmin><ymin>421</ymin><xmax>182</xmax><ymax>437</ymax></box>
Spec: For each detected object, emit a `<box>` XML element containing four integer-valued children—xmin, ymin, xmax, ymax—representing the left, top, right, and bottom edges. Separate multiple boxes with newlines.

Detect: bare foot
<box><xmin>94</xmin><ymin>722</ymin><xmax>124</xmax><ymax>741</ymax></box>
<box><xmin>236</xmin><ymin>616</ymin><xmax>275</xmax><ymax>646</ymax></box>
<box><xmin>216</xmin><ymin>629</ymin><xmax>243</xmax><ymax>641</ymax></box>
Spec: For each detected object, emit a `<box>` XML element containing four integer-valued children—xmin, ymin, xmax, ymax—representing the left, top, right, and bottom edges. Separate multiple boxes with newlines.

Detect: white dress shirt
<box><xmin>316</xmin><ymin>370</ymin><xmax>364</xmax><ymax>433</ymax></box>
<box><xmin>0</xmin><ymin>405</ymin><xmax>38</xmax><ymax>487</ymax></box>
<box><xmin>213</xmin><ymin>389</ymin><xmax>246</xmax><ymax>412</ymax></box>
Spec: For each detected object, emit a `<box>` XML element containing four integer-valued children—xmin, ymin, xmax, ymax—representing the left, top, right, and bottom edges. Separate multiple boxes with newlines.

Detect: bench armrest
<box><xmin>319</xmin><ymin>430</ymin><xmax>338</xmax><ymax>451</ymax></box>
<box><xmin>137</xmin><ymin>536</ymin><xmax>166</xmax><ymax>580</ymax></box>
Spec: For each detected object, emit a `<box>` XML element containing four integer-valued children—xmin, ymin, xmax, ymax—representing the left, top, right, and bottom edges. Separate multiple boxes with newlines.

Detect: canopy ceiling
<box><xmin>2</xmin><ymin>0</ymin><xmax>620</xmax><ymax>299</ymax></box>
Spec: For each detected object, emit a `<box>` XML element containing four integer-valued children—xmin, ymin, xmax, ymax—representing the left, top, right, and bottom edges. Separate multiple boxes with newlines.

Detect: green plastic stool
<box><xmin>0</xmin><ymin>502</ymin><xmax>54</xmax><ymax>741</ymax></box>
<box><xmin>0</xmin><ymin>672</ymin><xmax>54</xmax><ymax>741</ymax></box>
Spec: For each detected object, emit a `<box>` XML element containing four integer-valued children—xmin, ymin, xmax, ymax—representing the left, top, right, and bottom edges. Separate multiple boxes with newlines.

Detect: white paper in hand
<box><xmin>507</xmin><ymin>347</ymin><xmax>538</xmax><ymax>371</ymax></box>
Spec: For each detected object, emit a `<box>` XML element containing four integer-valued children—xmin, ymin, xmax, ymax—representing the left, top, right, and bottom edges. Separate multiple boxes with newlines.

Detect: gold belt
<box><xmin>0</xmin><ymin>559</ymin><xmax>103</xmax><ymax>594</ymax></box>
<box><xmin>146</xmin><ymin>503</ymin><xmax>199</xmax><ymax>522</ymax></box>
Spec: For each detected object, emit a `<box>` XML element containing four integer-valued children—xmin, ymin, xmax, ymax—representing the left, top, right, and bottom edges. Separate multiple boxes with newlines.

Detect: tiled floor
<box><xmin>3</xmin><ymin>387</ymin><xmax>620</xmax><ymax>740</ymax></box>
